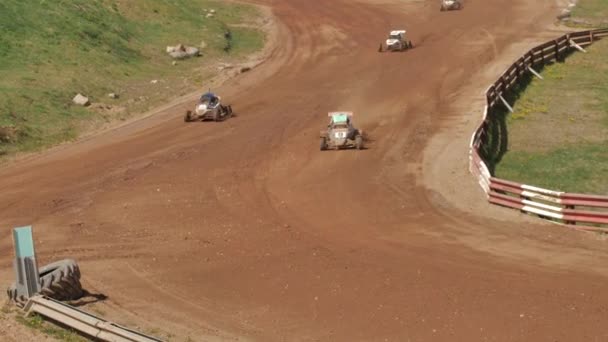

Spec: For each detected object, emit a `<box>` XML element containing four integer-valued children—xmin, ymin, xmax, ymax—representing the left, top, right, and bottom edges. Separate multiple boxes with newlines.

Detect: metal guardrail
<box><xmin>469</xmin><ymin>28</ymin><xmax>608</xmax><ymax>230</ymax></box>
<box><xmin>24</xmin><ymin>295</ymin><xmax>165</xmax><ymax>342</ymax></box>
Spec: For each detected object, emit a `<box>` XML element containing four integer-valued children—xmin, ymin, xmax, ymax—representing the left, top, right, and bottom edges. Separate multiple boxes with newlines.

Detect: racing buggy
<box><xmin>320</xmin><ymin>112</ymin><xmax>364</xmax><ymax>151</ymax></box>
<box><xmin>379</xmin><ymin>30</ymin><xmax>413</xmax><ymax>52</ymax></box>
<box><xmin>440</xmin><ymin>0</ymin><xmax>462</xmax><ymax>11</ymax></box>
<box><xmin>184</xmin><ymin>92</ymin><xmax>233</xmax><ymax>122</ymax></box>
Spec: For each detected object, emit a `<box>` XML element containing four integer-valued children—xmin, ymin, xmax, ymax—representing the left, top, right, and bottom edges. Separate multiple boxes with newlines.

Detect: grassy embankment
<box><xmin>0</xmin><ymin>0</ymin><xmax>264</xmax><ymax>157</ymax></box>
<box><xmin>489</xmin><ymin>1</ymin><xmax>608</xmax><ymax>194</ymax></box>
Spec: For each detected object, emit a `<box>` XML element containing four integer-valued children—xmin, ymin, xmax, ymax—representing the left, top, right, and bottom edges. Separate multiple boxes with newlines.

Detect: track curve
<box><xmin>2</xmin><ymin>0</ymin><xmax>608</xmax><ymax>341</ymax></box>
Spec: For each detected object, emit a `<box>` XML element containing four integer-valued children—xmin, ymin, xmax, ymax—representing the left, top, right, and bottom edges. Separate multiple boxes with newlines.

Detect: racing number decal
<box><xmin>334</xmin><ymin>132</ymin><xmax>347</xmax><ymax>138</ymax></box>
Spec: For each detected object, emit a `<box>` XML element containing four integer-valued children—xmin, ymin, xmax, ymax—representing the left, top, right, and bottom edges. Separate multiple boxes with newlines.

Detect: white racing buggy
<box><xmin>320</xmin><ymin>112</ymin><xmax>364</xmax><ymax>151</ymax></box>
<box><xmin>184</xmin><ymin>92</ymin><xmax>233</xmax><ymax>122</ymax></box>
<box><xmin>440</xmin><ymin>0</ymin><xmax>462</xmax><ymax>11</ymax></box>
<box><xmin>378</xmin><ymin>30</ymin><xmax>413</xmax><ymax>52</ymax></box>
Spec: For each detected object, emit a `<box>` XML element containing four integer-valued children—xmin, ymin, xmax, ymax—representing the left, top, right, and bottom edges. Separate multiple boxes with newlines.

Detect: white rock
<box><xmin>185</xmin><ymin>46</ymin><xmax>200</xmax><ymax>56</ymax></box>
<box><xmin>167</xmin><ymin>44</ymin><xmax>200</xmax><ymax>59</ymax></box>
<box><xmin>72</xmin><ymin>93</ymin><xmax>90</xmax><ymax>106</ymax></box>
<box><xmin>557</xmin><ymin>9</ymin><xmax>571</xmax><ymax>19</ymax></box>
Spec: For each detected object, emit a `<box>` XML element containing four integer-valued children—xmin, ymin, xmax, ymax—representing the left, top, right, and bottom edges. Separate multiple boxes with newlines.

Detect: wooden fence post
<box><xmin>570</xmin><ymin>39</ymin><xmax>588</xmax><ymax>53</ymax></box>
<box><xmin>528</xmin><ymin>66</ymin><xmax>544</xmax><ymax>80</ymax></box>
<box><xmin>499</xmin><ymin>94</ymin><xmax>514</xmax><ymax>113</ymax></box>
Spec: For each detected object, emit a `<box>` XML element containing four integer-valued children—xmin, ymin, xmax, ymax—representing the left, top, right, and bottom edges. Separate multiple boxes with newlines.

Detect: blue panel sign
<box><xmin>13</xmin><ymin>226</ymin><xmax>35</xmax><ymax>258</ymax></box>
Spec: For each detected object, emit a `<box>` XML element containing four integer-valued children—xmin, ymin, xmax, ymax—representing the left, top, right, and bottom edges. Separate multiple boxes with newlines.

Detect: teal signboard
<box><xmin>13</xmin><ymin>226</ymin><xmax>35</xmax><ymax>258</ymax></box>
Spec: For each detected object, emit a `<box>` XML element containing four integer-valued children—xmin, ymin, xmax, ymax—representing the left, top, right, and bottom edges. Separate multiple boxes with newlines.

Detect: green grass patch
<box><xmin>0</xmin><ymin>0</ymin><xmax>265</xmax><ymax>157</ymax></box>
<box><xmin>566</xmin><ymin>0</ymin><xmax>608</xmax><ymax>28</ymax></box>
<box><xmin>496</xmin><ymin>143</ymin><xmax>608</xmax><ymax>194</ymax></box>
<box><xmin>17</xmin><ymin>314</ymin><xmax>88</xmax><ymax>342</ymax></box>
<box><xmin>228</xmin><ymin>27</ymin><xmax>265</xmax><ymax>55</ymax></box>
<box><xmin>571</xmin><ymin>0</ymin><xmax>608</xmax><ymax>22</ymax></box>
<box><xmin>492</xmin><ymin>39</ymin><xmax>608</xmax><ymax>195</ymax></box>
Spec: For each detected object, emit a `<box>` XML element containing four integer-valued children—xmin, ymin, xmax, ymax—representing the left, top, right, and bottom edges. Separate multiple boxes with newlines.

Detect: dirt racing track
<box><xmin>2</xmin><ymin>0</ymin><xmax>608</xmax><ymax>341</ymax></box>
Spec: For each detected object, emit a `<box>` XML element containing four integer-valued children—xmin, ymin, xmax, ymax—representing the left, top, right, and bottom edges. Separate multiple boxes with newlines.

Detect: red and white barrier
<box><xmin>488</xmin><ymin>180</ymin><xmax>608</xmax><ymax>225</ymax></box>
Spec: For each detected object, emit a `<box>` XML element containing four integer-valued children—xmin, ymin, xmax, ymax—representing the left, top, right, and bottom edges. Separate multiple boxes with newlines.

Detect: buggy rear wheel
<box><xmin>355</xmin><ymin>135</ymin><xmax>364</xmax><ymax>150</ymax></box>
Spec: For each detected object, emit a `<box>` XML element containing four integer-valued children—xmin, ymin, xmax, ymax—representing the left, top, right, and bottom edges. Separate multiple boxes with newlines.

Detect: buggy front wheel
<box><xmin>320</xmin><ymin>137</ymin><xmax>328</xmax><ymax>151</ymax></box>
<box><xmin>184</xmin><ymin>111</ymin><xmax>193</xmax><ymax>122</ymax></box>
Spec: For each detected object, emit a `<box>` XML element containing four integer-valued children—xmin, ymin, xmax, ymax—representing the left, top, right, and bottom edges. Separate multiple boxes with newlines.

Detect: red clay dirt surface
<box><xmin>2</xmin><ymin>0</ymin><xmax>608</xmax><ymax>341</ymax></box>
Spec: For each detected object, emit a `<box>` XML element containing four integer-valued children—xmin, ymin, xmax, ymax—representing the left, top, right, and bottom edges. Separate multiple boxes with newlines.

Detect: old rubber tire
<box><xmin>39</xmin><ymin>259</ymin><xmax>83</xmax><ymax>301</ymax></box>
<box><xmin>355</xmin><ymin>135</ymin><xmax>364</xmax><ymax>150</ymax></box>
<box><xmin>6</xmin><ymin>259</ymin><xmax>83</xmax><ymax>303</ymax></box>
<box><xmin>320</xmin><ymin>137</ymin><xmax>328</xmax><ymax>151</ymax></box>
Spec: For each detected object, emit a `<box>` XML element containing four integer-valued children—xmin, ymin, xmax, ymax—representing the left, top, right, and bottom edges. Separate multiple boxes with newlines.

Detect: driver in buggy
<box><xmin>328</xmin><ymin>115</ymin><xmax>352</xmax><ymax>127</ymax></box>
<box><xmin>199</xmin><ymin>92</ymin><xmax>221</xmax><ymax>108</ymax></box>
<box><xmin>344</xmin><ymin>116</ymin><xmax>357</xmax><ymax>139</ymax></box>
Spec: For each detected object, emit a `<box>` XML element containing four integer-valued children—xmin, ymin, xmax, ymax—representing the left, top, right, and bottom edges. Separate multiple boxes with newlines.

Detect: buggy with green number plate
<box><xmin>320</xmin><ymin>112</ymin><xmax>364</xmax><ymax>151</ymax></box>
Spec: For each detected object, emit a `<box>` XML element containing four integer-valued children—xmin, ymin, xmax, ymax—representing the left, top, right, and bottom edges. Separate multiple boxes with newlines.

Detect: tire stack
<box><xmin>7</xmin><ymin>259</ymin><xmax>84</xmax><ymax>304</ymax></box>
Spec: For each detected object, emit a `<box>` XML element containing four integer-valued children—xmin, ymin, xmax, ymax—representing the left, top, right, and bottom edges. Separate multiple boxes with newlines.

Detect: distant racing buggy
<box><xmin>440</xmin><ymin>0</ymin><xmax>462</xmax><ymax>11</ymax></box>
<box><xmin>379</xmin><ymin>30</ymin><xmax>413</xmax><ymax>52</ymax></box>
<box><xmin>184</xmin><ymin>92</ymin><xmax>233</xmax><ymax>122</ymax></box>
<box><xmin>320</xmin><ymin>112</ymin><xmax>364</xmax><ymax>151</ymax></box>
